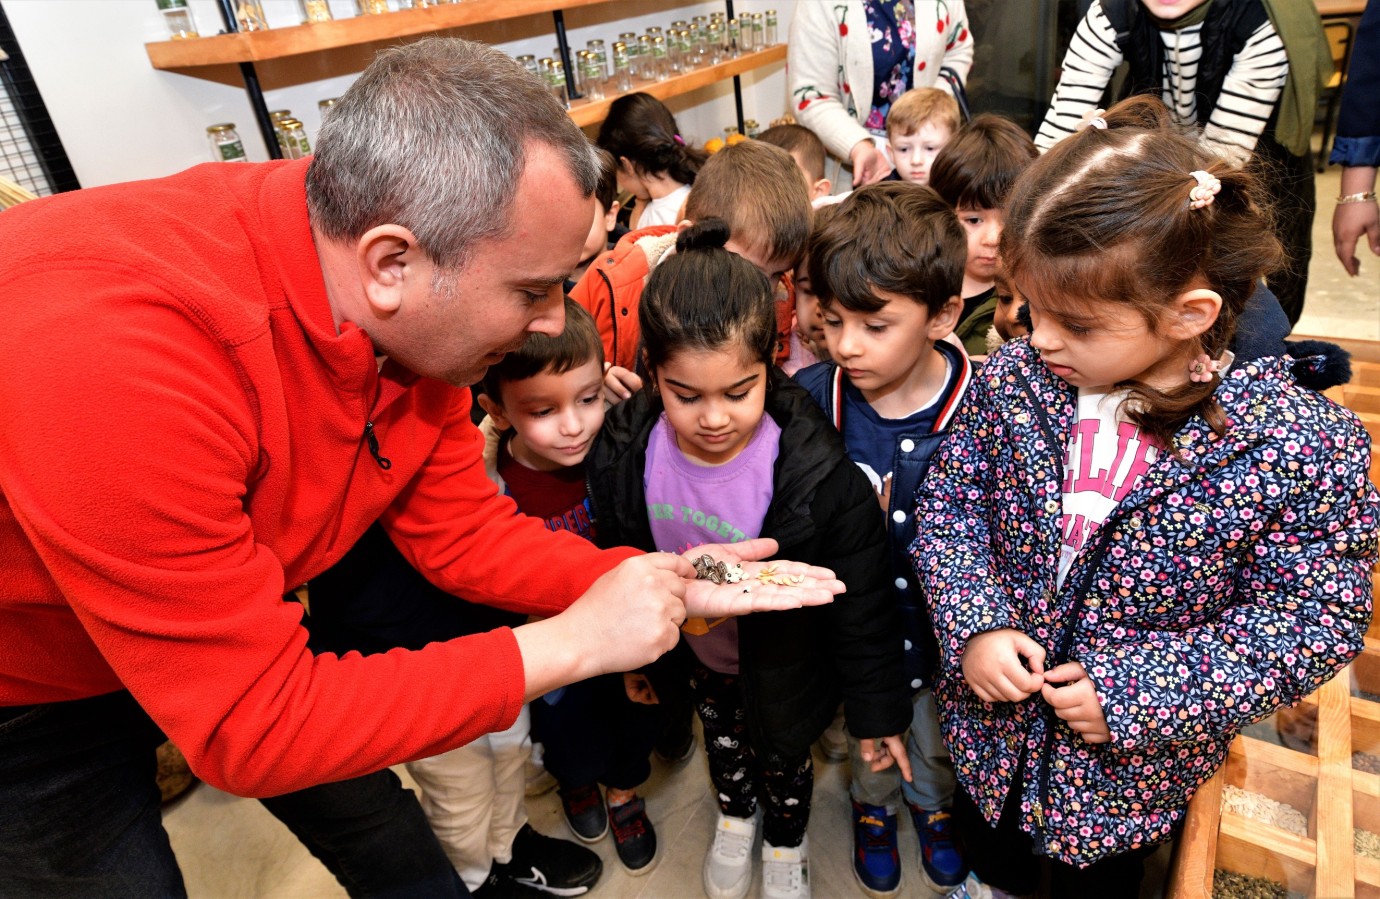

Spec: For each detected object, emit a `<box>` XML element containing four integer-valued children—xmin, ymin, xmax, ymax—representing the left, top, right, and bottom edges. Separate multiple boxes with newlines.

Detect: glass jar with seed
<box><xmin>586</xmin><ymin>39</ymin><xmax>608</xmax><ymax>80</ymax></box>
<box><xmin>744</xmin><ymin>119</ymin><xmax>760</xmax><ymax>139</ymax></box>
<box><xmin>581</xmin><ymin>52</ymin><xmax>605</xmax><ymax>100</ymax></box>
<box><xmin>282</xmin><ymin>119</ymin><xmax>311</xmax><ymax>159</ymax></box>
<box><xmin>297</xmin><ymin>0</ymin><xmax>332</xmax><ymax>22</ymax></box>
<box><xmin>706</xmin><ymin>19</ymin><xmax>724</xmax><ymax>63</ymax></box>
<box><xmin>356</xmin><ymin>0</ymin><xmax>388</xmax><ymax>15</ymax></box>
<box><xmin>727</xmin><ymin>18</ymin><xmax>741</xmax><ymax>55</ymax></box>
<box><xmin>612</xmin><ymin>42</ymin><xmax>633</xmax><ymax>92</ymax></box>
<box><xmin>269</xmin><ymin>109</ymin><xmax>292</xmax><ymax>155</ymax></box>
<box><xmin>318</xmin><ymin>97</ymin><xmax>339</xmax><ymax>123</ymax></box>
<box><xmin>157</xmin><ymin>0</ymin><xmax>199</xmax><ymax>39</ymax></box>
<box><xmin>547</xmin><ymin>60</ymin><xmax>570</xmax><ymax>110</ymax></box>
<box><xmin>765</xmin><ymin>10</ymin><xmax>778</xmax><ymax>45</ymax></box>
<box><xmin>206</xmin><ymin>123</ymin><xmax>247</xmax><ymax>162</ymax></box>
<box><xmin>235</xmin><ymin>0</ymin><xmax>267</xmax><ymax>31</ymax></box>
<box><xmin>636</xmin><ymin>35</ymin><xmax>655</xmax><ymax>80</ymax></box>
<box><xmin>516</xmin><ymin>54</ymin><xmax>538</xmax><ymax>78</ymax></box>
<box><xmin>650</xmin><ymin>36</ymin><xmax>669</xmax><ymax>81</ymax></box>
<box><xmin>665</xmin><ymin>32</ymin><xmax>683</xmax><ymax>74</ymax></box>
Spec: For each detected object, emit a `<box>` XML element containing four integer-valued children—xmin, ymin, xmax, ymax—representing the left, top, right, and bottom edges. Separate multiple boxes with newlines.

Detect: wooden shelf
<box><xmin>569</xmin><ymin>45</ymin><xmax>785</xmax><ymax>128</ymax></box>
<box><xmin>146</xmin><ymin>0</ymin><xmax>785</xmax><ymax>132</ymax></box>
<box><xmin>147</xmin><ymin>0</ymin><xmax>616</xmax><ymax>70</ymax></box>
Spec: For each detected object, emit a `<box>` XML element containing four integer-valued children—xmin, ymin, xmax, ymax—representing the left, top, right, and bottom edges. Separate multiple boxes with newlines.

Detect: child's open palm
<box><xmin>679</xmin><ymin>539</ymin><xmax>844</xmax><ymax>619</ymax></box>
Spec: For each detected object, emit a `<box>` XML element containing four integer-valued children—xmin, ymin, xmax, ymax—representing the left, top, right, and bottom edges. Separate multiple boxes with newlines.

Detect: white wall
<box><xmin>4</xmin><ymin>0</ymin><xmax>794</xmax><ymax>189</ymax></box>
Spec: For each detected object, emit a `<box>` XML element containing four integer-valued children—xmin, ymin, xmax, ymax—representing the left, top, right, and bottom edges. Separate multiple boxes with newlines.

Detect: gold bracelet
<box><xmin>1337</xmin><ymin>191</ymin><xmax>1378</xmax><ymax>205</ymax></box>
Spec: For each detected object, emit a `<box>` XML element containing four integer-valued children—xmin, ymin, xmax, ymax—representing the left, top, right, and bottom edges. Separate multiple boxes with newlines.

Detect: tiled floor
<box><xmin>161</xmin><ymin>163</ymin><xmax>1378</xmax><ymax>898</ymax></box>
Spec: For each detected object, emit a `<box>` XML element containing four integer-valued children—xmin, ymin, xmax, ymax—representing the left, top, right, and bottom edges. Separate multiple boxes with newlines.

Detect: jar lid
<box><xmin>157</xmin><ymin>0</ymin><xmax>190</xmax><ymax>10</ymax></box>
<box><xmin>206</xmin><ymin>123</ymin><xmax>237</xmax><ymax>133</ymax></box>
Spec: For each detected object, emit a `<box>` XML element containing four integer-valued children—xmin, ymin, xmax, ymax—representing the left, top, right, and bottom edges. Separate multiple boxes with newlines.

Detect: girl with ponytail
<box><xmin>913</xmin><ymin>95</ymin><xmax>1379</xmax><ymax>897</ymax></box>
<box><xmin>597</xmin><ymin>93</ymin><xmax>707</xmax><ymax>229</ymax></box>
<box><xmin>586</xmin><ymin>220</ymin><xmax>911</xmax><ymax>899</ymax></box>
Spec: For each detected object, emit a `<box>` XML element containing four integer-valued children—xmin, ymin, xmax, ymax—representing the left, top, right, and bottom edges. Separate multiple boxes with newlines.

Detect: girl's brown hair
<box><xmin>1001</xmin><ymin>95</ymin><xmax>1282</xmax><ymax>447</ymax></box>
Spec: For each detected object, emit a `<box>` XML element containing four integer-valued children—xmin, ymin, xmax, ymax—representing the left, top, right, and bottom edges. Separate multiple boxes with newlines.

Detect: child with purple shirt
<box><xmin>585</xmin><ymin>219</ymin><xmax>912</xmax><ymax>899</ymax></box>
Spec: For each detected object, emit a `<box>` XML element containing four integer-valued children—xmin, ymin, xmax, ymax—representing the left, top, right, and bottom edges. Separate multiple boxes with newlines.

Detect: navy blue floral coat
<box><xmin>910</xmin><ymin>339</ymin><xmax>1378</xmax><ymax>866</ymax></box>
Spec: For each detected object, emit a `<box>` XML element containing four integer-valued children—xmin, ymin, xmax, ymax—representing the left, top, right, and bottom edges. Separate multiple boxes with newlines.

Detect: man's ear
<box><xmin>476</xmin><ymin>391</ymin><xmax>511</xmax><ymax>430</ymax></box>
<box><xmin>1164</xmin><ymin>287</ymin><xmax>1223</xmax><ymax>341</ymax></box>
<box><xmin>357</xmin><ymin>224</ymin><xmax>422</xmax><ymax>316</ymax></box>
<box><xmin>928</xmin><ymin>294</ymin><xmax>964</xmax><ymax>339</ymax></box>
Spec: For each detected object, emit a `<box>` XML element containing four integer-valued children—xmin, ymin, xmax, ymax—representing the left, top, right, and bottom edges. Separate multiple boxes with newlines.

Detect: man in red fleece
<box><xmin>0</xmin><ymin>38</ymin><xmax>840</xmax><ymax>897</ymax></box>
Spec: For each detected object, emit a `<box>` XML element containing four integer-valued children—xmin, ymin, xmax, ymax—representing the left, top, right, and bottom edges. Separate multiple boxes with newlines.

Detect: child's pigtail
<box><xmin>1003</xmin><ymin>94</ymin><xmax>1282</xmax><ymax>451</ymax></box>
<box><xmin>675</xmin><ymin>217</ymin><xmax>731</xmax><ymax>254</ymax></box>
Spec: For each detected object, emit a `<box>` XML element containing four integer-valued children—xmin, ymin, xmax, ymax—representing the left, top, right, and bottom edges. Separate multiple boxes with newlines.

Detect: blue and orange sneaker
<box><xmin>851</xmin><ymin>800</ymin><xmax>900</xmax><ymax>897</ymax></box>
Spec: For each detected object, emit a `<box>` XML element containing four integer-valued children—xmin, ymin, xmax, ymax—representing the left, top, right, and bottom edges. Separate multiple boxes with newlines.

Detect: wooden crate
<box><xmin>1168</xmin><ymin>358</ymin><xmax>1380</xmax><ymax>898</ymax></box>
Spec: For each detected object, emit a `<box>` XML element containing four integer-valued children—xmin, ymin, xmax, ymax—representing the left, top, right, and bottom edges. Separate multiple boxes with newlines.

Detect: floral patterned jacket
<box><xmin>910</xmin><ymin>339</ymin><xmax>1378</xmax><ymax>866</ymax></box>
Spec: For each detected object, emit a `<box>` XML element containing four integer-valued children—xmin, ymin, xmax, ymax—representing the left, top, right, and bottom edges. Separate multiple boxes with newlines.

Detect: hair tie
<box><xmin>1077</xmin><ymin>108</ymin><xmax>1108</xmax><ymax>131</ymax></box>
<box><xmin>672</xmin><ymin>134</ymin><xmax>685</xmax><ymax>146</ymax></box>
<box><xmin>1188</xmin><ymin>170</ymin><xmax>1221</xmax><ymax>210</ymax></box>
<box><xmin>1188</xmin><ymin>352</ymin><xmax>1223</xmax><ymax>383</ymax></box>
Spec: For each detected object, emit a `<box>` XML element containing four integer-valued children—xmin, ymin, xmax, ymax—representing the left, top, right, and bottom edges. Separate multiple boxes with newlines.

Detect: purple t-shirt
<box><xmin>645</xmin><ymin>411</ymin><xmax>781</xmax><ymax>674</ymax></box>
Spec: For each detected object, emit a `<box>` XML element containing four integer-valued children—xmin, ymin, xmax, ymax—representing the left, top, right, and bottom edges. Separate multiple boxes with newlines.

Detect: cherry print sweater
<box><xmin>0</xmin><ymin>159</ymin><xmax>636</xmax><ymax>797</ymax></box>
<box><xmin>911</xmin><ymin>338</ymin><xmax>1378</xmax><ymax>865</ymax></box>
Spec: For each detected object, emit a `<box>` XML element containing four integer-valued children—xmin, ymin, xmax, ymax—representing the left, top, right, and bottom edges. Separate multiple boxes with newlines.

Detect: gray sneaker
<box><xmin>703</xmin><ymin>812</ymin><xmax>756</xmax><ymax>899</ymax></box>
<box><xmin>760</xmin><ymin>836</ymin><xmax>810</xmax><ymax>899</ymax></box>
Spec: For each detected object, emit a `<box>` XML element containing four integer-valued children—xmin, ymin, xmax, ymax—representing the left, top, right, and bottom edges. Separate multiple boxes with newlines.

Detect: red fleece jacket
<box><xmin>0</xmin><ymin>159</ymin><xmax>636</xmax><ymax>797</ymax></box>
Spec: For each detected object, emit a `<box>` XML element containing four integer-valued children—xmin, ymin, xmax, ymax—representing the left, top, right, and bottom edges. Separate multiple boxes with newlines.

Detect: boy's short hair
<box><xmin>481</xmin><ymin>298</ymin><xmax>604</xmax><ymax>405</ymax></box>
<box><xmin>684</xmin><ymin>141</ymin><xmax>811</xmax><ymax>269</ymax></box>
<box><xmin>928</xmin><ymin>114</ymin><xmax>1039</xmax><ymax>211</ymax></box>
<box><xmin>886</xmin><ymin>88</ymin><xmax>960</xmax><ymax>139</ymax></box>
<box><xmin>756</xmin><ymin>124</ymin><xmax>827</xmax><ymax>184</ymax></box>
<box><xmin>808</xmin><ymin>181</ymin><xmax>965</xmax><ymax>317</ymax></box>
<box><xmin>592</xmin><ymin>146</ymin><xmax>618</xmax><ymax>211</ymax></box>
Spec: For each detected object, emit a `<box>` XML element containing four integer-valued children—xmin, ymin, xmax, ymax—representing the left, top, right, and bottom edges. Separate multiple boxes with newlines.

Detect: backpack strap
<box><xmin>1097</xmin><ymin>0</ymin><xmax>1134</xmax><ymax>50</ymax></box>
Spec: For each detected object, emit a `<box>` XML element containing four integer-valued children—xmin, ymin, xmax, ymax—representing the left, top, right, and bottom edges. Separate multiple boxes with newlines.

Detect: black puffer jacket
<box><xmin>586</xmin><ymin>370</ymin><xmax>911</xmax><ymax>761</ymax></box>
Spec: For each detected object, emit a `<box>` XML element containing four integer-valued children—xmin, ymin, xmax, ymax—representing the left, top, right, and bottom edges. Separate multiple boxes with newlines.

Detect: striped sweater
<box><xmin>1036</xmin><ymin>1</ymin><xmax>1287</xmax><ymax>165</ymax></box>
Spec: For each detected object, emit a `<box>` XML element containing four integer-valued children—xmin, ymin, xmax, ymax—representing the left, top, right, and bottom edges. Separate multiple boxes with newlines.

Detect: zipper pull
<box><xmin>363</xmin><ymin>420</ymin><xmax>392</xmax><ymax>470</ymax></box>
<box><xmin>1033</xmin><ymin>800</ymin><xmax>1045</xmax><ymax>829</ymax></box>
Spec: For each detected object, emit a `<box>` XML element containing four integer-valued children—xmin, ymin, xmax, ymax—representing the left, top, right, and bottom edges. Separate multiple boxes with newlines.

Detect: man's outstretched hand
<box><xmin>677</xmin><ymin>538</ymin><xmax>843</xmax><ymax>619</ymax></box>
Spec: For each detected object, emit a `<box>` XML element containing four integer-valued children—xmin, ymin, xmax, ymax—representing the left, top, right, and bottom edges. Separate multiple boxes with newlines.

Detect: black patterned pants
<box><xmin>690</xmin><ymin>663</ymin><xmax>813</xmax><ymax>848</ymax></box>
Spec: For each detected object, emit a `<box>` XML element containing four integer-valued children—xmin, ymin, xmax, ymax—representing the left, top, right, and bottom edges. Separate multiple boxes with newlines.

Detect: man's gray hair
<box><xmin>306</xmin><ymin>38</ymin><xmax>598</xmax><ymax>269</ymax></box>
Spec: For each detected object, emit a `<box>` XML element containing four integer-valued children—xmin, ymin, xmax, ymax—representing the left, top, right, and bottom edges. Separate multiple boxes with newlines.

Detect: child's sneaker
<box><xmin>497</xmin><ymin>823</ymin><xmax>602</xmax><ymax>895</ymax></box>
<box><xmin>850</xmin><ymin>800</ymin><xmax>900</xmax><ymax>897</ymax></box>
<box><xmin>703</xmin><ymin>811</ymin><xmax>757</xmax><ymax>899</ymax></box>
<box><xmin>761</xmin><ymin>835</ymin><xmax>810</xmax><ymax>899</ymax></box>
<box><xmin>906</xmin><ymin>802</ymin><xmax>967</xmax><ymax>890</ymax></box>
<box><xmin>559</xmin><ymin>783</ymin><xmax>608</xmax><ymax>843</ymax></box>
<box><xmin>608</xmin><ymin>795</ymin><xmax>657</xmax><ymax>875</ymax></box>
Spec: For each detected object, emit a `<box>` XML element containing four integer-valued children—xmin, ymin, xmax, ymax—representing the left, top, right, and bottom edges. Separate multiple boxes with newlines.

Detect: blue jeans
<box><xmin>0</xmin><ymin>691</ymin><xmax>186</xmax><ymax>898</ymax></box>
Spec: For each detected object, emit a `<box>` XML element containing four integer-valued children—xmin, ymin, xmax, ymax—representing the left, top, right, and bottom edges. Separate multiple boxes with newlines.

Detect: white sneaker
<box><xmin>703</xmin><ymin>812</ymin><xmax>756</xmax><ymax>899</ymax></box>
<box><xmin>761</xmin><ymin>835</ymin><xmax>810</xmax><ymax>899</ymax></box>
